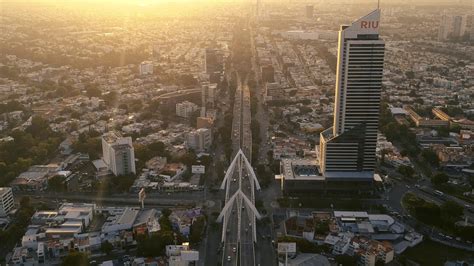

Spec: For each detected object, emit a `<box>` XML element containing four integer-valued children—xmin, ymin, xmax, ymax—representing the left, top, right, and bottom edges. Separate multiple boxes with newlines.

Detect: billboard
<box><xmin>277</xmin><ymin>242</ymin><xmax>296</xmax><ymax>253</ymax></box>
<box><xmin>192</xmin><ymin>165</ymin><xmax>205</xmax><ymax>174</ymax></box>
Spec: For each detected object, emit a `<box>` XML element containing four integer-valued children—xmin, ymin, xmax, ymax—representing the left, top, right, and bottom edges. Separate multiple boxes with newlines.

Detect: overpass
<box><xmin>218</xmin><ymin>74</ymin><xmax>261</xmax><ymax>266</ymax></box>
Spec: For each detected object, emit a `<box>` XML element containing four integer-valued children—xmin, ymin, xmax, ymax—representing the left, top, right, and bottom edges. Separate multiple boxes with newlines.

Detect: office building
<box><xmin>102</xmin><ymin>132</ymin><xmax>136</xmax><ymax>176</ymax></box>
<box><xmin>0</xmin><ymin>187</ymin><xmax>14</xmax><ymax>217</ymax></box>
<box><xmin>139</xmin><ymin>61</ymin><xmax>153</xmax><ymax>75</ymax></box>
<box><xmin>305</xmin><ymin>5</ymin><xmax>314</xmax><ymax>19</ymax></box>
<box><xmin>186</xmin><ymin>128</ymin><xmax>212</xmax><ymax>152</ymax></box>
<box><xmin>201</xmin><ymin>82</ymin><xmax>217</xmax><ymax>107</ymax></box>
<box><xmin>176</xmin><ymin>101</ymin><xmax>199</xmax><ymax>118</ymax></box>
<box><xmin>277</xmin><ymin>10</ymin><xmax>386</xmax><ymax>194</ymax></box>
<box><xmin>319</xmin><ymin>9</ymin><xmax>385</xmax><ymax>181</ymax></box>
<box><xmin>204</xmin><ymin>48</ymin><xmax>223</xmax><ymax>75</ymax></box>
<box><xmin>453</xmin><ymin>15</ymin><xmax>467</xmax><ymax>38</ymax></box>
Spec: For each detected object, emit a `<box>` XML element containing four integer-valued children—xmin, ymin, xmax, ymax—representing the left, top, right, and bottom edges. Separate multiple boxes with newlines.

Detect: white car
<box><xmin>227</xmin><ymin>256</ymin><xmax>231</xmax><ymax>261</ymax></box>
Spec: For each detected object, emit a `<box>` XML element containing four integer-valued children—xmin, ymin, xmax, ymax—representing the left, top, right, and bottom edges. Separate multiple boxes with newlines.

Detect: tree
<box><xmin>161</xmin><ymin>208</ymin><xmax>172</xmax><ymax>218</ymax></box>
<box><xmin>137</xmin><ymin>231</ymin><xmax>174</xmax><ymax>257</ymax></box>
<box><xmin>48</xmin><ymin>175</ymin><xmax>66</xmax><ymax>192</ymax></box>
<box><xmin>62</xmin><ymin>252</ymin><xmax>89</xmax><ymax>266</ymax></box>
<box><xmin>335</xmin><ymin>255</ymin><xmax>358</xmax><ymax>266</ymax></box>
<box><xmin>20</xmin><ymin>196</ymin><xmax>31</xmax><ymax>208</ymax></box>
<box><xmin>189</xmin><ymin>216</ymin><xmax>206</xmax><ymax>245</ymax></box>
<box><xmin>398</xmin><ymin>165</ymin><xmax>415</xmax><ymax>178</ymax></box>
<box><xmin>422</xmin><ymin>149</ymin><xmax>439</xmax><ymax>167</ymax></box>
<box><xmin>100</xmin><ymin>240</ymin><xmax>113</xmax><ymax>255</ymax></box>
<box><xmin>432</xmin><ymin>173</ymin><xmax>449</xmax><ymax>186</ymax></box>
<box><xmin>441</xmin><ymin>200</ymin><xmax>463</xmax><ymax>219</ymax></box>
<box><xmin>86</xmin><ymin>86</ymin><xmax>101</xmax><ymax>98</ymax></box>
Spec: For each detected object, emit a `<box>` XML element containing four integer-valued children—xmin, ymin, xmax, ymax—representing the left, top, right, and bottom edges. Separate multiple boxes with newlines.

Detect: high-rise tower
<box><xmin>320</xmin><ymin>9</ymin><xmax>385</xmax><ymax>180</ymax></box>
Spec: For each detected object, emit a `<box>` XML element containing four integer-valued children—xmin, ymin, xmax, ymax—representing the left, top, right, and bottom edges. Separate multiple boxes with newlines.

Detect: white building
<box><xmin>102</xmin><ymin>132</ymin><xmax>136</xmax><ymax>176</ymax></box>
<box><xmin>0</xmin><ymin>187</ymin><xmax>14</xmax><ymax>217</ymax></box>
<box><xmin>185</xmin><ymin>128</ymin><xmax>212</xmax><ymax>152</ymax></box>
<box><xmin>101</xmin><ymin>207</ymin><xmax>139</xmax><ymax>233</ymax></box>
<box><xmin>452</xmin><ymin>15</ymin><xmax>467</xmax><ymax>38</ymax></box>
<box><xmin>438</xmin><ymin>14</ymin><xmax>468</xmax><ymax>41</ymax></box>
<box><xmin>319</xmin><ymin>9</ymin><xmax>385</xmax><ymax>181</ymax></box>
<box><xmin>176</xmin><ymin>101</ymin><xmax>199</xmax><ymax>118</ymax></box>
<box><xmin>166</xmin><ymin>243</ymin><xmax>199</xmax><ymax>266</ymax></box>
<box><xmin>438</xmin><ymin>14</ymin><xmax>453</xmax><ymax>41</ymax></box>
<box><xmin>201</xmin><ymin>82</ymin><xmax>217</xmax><ymax>107</ymax></box>
<box><xmin>139</xmin><ymin>61</ymin><xmax>153</xmax><ymax>75</ymax></box>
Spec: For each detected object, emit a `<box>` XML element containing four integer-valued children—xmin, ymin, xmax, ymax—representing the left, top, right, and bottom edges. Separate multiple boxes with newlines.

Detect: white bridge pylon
<box><xmin>217</xmin><ymin>149</ymin><xmax>261</xmax><ymax>243</ymax></box>
<box><xmin>220</xmin><ymin>149</ymin><xmax>261</xmax><ymax>191</ymax></box>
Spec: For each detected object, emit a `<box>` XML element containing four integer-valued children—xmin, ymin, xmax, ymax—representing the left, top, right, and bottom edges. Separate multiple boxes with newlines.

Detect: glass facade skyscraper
<box><xmin>320</xmin><ymin>9</ymin><xmax>385</xmax><ymax>180</ymax></box>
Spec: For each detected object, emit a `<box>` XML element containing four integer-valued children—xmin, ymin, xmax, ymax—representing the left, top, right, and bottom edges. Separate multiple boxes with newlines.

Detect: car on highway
<box><xmin>232</xmin><ymin>247</ymin><xmax>237</xmax><ymax>253</ymax></box>
<box><xmin>227</xmin><ymin>256</ymin><xmax>231</xmax><ymax>261</ymax></box>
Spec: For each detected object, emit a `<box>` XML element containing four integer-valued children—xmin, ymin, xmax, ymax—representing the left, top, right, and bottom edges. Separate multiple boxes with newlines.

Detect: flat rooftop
<box><xmin>0</xmin><ymin>187</ymin><xmax>12</xmax><ymax>196</ymax></box>
<box><xmin>281</xmin><ymin>158</ymin><xmax>324</xmax><ymax>181</ymax></box>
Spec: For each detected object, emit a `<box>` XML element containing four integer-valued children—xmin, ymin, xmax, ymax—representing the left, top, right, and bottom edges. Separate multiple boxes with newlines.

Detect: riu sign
<box><xmin>360</xmin><ymin>21</ymin><xmax>379</xmax><ymax>29</ymax></box>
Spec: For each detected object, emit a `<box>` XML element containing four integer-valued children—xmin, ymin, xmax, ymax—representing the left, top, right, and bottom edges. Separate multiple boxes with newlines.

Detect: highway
<box><xmin>221</xmin><ymin>72</ymin><xmax>256</xmax><ymax>266</ymax></box>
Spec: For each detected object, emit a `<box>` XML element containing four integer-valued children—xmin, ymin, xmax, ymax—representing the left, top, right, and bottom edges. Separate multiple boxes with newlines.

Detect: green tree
<box><xmin>100</xmin><ymin>240</ymin><xmax>113</xmax><ymax>255</ymax></box>
<box><xmin>162</xmin><ymin>208</ymin><xmax>172</xmax><ymax>217</ymax></box>
<box><xmin>137</xmin><ymin>231</ymin><xmax>175</xmax><ymax>257</ymax></box>
<box><xmin>432</xmin><ymin>173</ymin><xmax>449</xmax><ymax>186</ymax></box>
<box><xmin>48</xmin><ymin>175</ymin><xmax>66</xmax><ymax>192</ymax></box>
<box><xmin>441</xmin><ymin>200</ymin><xmax>463</xmax><ymax>219</ymax></box>
<box><xmin>398</xmin><ymin>165</ymin><xmax>415</xmax><ymax>178</ymax></box>
<box><xmin>189</xmin><ymin>216</ymin><xmax>206</xmax><ymax>245</ymax></box>
<box><xmin>421</xmin><ymin>149</ymin><xmax>439</xmax><ymax>167</ymax></box>
<box><xmin>61</xmin><ymin>252</ymin><xmax>89</xmax><ymax>266</ymax></box>
<box><xmin>335</xmin><ymin>255</ymin><xmax>358</xmax><ymax>266</ymax></box>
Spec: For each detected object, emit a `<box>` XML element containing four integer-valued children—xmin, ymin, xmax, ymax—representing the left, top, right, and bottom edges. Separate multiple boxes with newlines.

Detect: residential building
<box><xmin>438</xmin><ymin>14</ymin><xmax>453</xmax><ymax>41</ymax></box>
<box><xmin>305</xmin><ymin>5</ymin><xmax>314</xmax><ymax>19</ymax></box>
<box><xmin>139</xmin><ymin>61</ymin><xmax>153</xmax><ymax>75</ymax></box>
<box><xmin>201</xmin><ymin>82</ymin><xmax>217</xmax><ymax>107</ymax></box>
<box><xmin>0</xmin><ymin>187</ymin><xmax>14</xmax><ymax>217</ymax></box>
<box><xmin>261</xmin><ymin>65</ymin><xmax>275</xmax><ymax>83</ymax></box>
<box><xmin>204</xmin><ymin>48</ymin><xmax>223</xmax><ymax>75</ymax></box>
<box><xmin>166</xmin><ymin>243</ymin><xmax>199</xmax><ymax>266</ymax></box>
<box><xmin>453</xmin><ymin>15</ymin><xmax>467</xmax><ymax>38</ymax></box>
<box><xmin>404</xmin><ymin>106</ymin><xmax>449</xmax><ymax>127</ymax></box>
<box><xmin>176</xmin><ymin>101</ymin><xmax>199</xmax><ymax>118</ymax></box>
<box><xmin>196</xmin><ymin>116</ymin><xmax>214</xmax><ymax>129</ymax></box>
<box><xmin>185</xmin><ymin>128</ymin><xmax>212</xmax><ymax>152</ymax></box>
<box><xmin>265</xmin><ymin>82</ymin><xmax>284</xmax><ymax>101</ymax></box>
<box><xmin>102</xmin><ymin>132</ymin><xmax>136</xmax><ymax>176</ymax></box>
<box><xmin>438</xmin><ymin>14</ymin><xmax>468</xmax><ymax>41</ymax></box>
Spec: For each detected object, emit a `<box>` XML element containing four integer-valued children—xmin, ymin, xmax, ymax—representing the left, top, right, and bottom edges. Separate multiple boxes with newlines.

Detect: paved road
<box><xmin>249</xmin><ymin>23</ymin><xmax>278</xmax><ymax>266</ymax></box>
<box><xmin>19</xmin><ymin>191</ymin><xmax>202</xmax><ymax>207</ymax></box>
<box><xmin>221</xmin><ymin>72</ymin><xmax>256</xmax><ymax>266</ymax></box>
